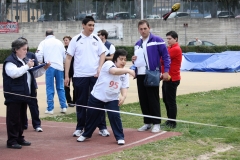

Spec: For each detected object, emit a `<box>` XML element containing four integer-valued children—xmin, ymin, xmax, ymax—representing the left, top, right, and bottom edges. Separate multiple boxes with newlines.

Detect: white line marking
<box><xmin>119</xmin><ymin>131</ymin><xmax>167</xmax><ymax>148</ymax></box>
<box><xmin>66</xmin><ymin>131</ymin><xmax>167</xmax><ymax>160</ymax></box>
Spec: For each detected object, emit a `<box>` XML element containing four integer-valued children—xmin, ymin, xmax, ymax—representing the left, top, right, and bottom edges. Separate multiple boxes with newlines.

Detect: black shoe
<box><xmin>68</xmin><ymin>103</ymin><xmax>75</xmax><ymax>107</ymax></box>
<box><xmin>161</xmin><ymin>121</ymin><xmax>170</xmax><ymax>126</ymax></box>
<box><xmin>166</xmin><ymin>123</ymin><xmax>176</xmax><ymax>129</ymax></box>
<box><xmin>7</xmin><ymin>144</ymin><xmax>22</xmax><ymax>149</ymax></box>
<box><xmin>19</xmin><ymin>140</ymin><xmax>31</xmax><ymax>146</ymax></box>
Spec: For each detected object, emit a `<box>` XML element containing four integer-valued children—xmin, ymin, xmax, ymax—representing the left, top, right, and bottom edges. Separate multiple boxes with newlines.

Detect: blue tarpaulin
<box><xmin>181</xmin><ymin>51</ymin><xmax>240</xmax><ymax>72</ymax></box>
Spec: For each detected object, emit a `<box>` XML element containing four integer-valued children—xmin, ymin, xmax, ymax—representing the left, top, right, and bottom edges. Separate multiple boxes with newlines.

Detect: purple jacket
<box><xmin>135</xmin><ymin>33</ymin><xmax>170</xmax><ymax>72</ymax></box>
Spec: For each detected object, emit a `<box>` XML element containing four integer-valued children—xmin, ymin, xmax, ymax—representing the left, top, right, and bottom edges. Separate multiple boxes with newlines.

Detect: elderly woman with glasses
<box><xmin>3</xmin><ymin>38</ymin><xmax>49</xmax><ymax>149</ymax></box>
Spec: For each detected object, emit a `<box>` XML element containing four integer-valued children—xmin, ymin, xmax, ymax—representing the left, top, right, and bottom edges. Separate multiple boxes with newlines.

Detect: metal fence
<box><xmin>2</xmin><ymin>0</ymin><xmax>240</xmax><ymax>23</ymax></box>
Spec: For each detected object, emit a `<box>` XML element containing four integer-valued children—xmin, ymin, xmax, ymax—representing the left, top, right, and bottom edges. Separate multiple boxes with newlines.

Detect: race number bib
<box><xmin>107</xmin><ymin>76</ymin><xmax>120</xmax><ymax>93</ymax></box>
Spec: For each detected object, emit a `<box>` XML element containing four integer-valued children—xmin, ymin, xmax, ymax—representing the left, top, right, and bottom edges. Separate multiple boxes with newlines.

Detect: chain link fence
<box><xmin>1</xmin><ymin>0</ymin><xmax>240</xmax><ymax>23</ymax></box>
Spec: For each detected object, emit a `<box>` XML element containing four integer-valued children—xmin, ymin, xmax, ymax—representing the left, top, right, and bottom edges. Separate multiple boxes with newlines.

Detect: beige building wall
<box><xmin>7</xmin><ymin>9</ymin><xmax>41</xmax><ymax>22</ymax></box>
<box><xmin>0</xmin><ymin>18</ymin><xmax>240</xmax><ymax>49</ymax></box>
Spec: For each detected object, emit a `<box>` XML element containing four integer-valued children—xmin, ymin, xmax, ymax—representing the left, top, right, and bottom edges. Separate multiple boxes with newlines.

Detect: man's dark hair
<box><xmin>138</xmin><ymin>20</ymin><xmax>150</xmax><ymax>28</ymax></box>
<box><xmin>112</xmin><ymin>49</ymin><xmax>128</xmax><ymax>63</ymax></box>
<box><xmin>63</xmin><ymin>35</ymin><xmax>72</xmax><ymax>41</ymax></box>
<box><xmin>98</xmin><ymin>29</ymin><xmax>108</xmax><ymax>39</ymax></box>
<box><xmin>166</xmin><ymin>31</ymin><xmax>178</xmax><ymax>42</ymax></box>
<box><xmin>46</xmin><ymin>29</ymin><xmax>54</xmax><ymax>36</ymax></box>
<box><xmin>11</xmin><ymin>39</ymin><xmax>28</xmax><ymax>53</ymax></box>
<box><xmin>82</xmin><ymin>16</ymin><xmax>95</xmax><ymax>25</ymax></box>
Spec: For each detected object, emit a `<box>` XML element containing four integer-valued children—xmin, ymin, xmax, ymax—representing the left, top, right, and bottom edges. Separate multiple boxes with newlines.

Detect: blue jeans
<box><xmin>73</xmin><ymin>77</ymin><xmax>106</xmax><ymax>130</ymax></box>
<box><xmin>82</xmin><ymin>94</ymin><xmax>124</xmax><ymax>141</ymax></box>
<box><xmin>46</xmin><ymin>67</ymin><xmax>67</xmax><ymax>111</ymax></box>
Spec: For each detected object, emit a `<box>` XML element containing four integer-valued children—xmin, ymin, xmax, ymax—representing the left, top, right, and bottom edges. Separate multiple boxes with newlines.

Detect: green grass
<box><xmin>42</xmin><ymin>87</ymin><xmax>240</xmax><ymax>160</ymax></box>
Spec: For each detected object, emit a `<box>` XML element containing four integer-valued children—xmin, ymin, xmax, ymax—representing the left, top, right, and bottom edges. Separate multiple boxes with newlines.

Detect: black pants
<box><xmin>24</xmin><ymin>98</ymin><xmax>41</xmax><ymax>129</ymax></box>
<box><xmin>65</xmin><ymin>79</ymin><xmax>75</xmax><ymax>104</ymax></box>
<box><xmin>162</xmin><ymin>80</ymin><xmax>180</xmax><ymax>125</ymax></box>
<box><xmin>137</xmin><ymin>75</ymin><xmax>161</xmax><ymax>124</ymax></box>
<box><xmin>73</xmin><ymin>77</ymin><xmax>106</xmax><ymax>130</ymax></box>
<box><xmin>6</xmin><ymin>102</ymin><xmax>27</xmax><ymax>145</ymax></box>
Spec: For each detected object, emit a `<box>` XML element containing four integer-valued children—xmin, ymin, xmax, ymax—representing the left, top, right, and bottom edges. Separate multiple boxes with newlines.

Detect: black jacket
<box><xmin>3</xmin><ymin>53</ymin><xmax>37</xmax><ymax>104</ymax></box>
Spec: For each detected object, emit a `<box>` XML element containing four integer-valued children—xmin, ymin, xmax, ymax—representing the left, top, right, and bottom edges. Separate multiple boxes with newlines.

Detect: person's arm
<box><xmin>35</xmin><ymin>42</ymin><xmax>44</xmax><ymax>63</ymax></box>
<box><xmin>33</xmin><ymin>62</ymin><xmax>51</xmax><ymax>78</ymax></box>
<box><xmin>118</xmin><ymin>88</ymin><xmax>128</xmax><ymax>106</ymax></box>
<box><xmin>5</xmin><ymin>60</ymin><xmax>34</xmax><ymax>79</ymax></box>
<box><xmin>95</xmin><ymin>52</ymin><xmax>106</xmax><ymax>77</ymax></box>
<box><xmin>132</xmin><ymin>43</ymin><xmax>140</xmax><ymax>63</ymax></box>
<box><xmin>158</xmin><ymin>41</ymin><xmax>170</xmax><ymax>81</ymax></box>
<box><xmin>95</xmin><ymin>40</ymin><xmax>107</xmax><ymax>77</ymax></box>
<box><xmin>64</xmin><ymin>54</ymin><xmax>72</xmax><ymax>87</ymax></box>
<box><xmin>118</xmin><ymin>71</ymin><xmax>129</xmax><ymax>106</ymax></box>
<box><xmin>105</xmin><ymin>54</ymin><xmax>114</xmax><ymax>61</ymax></box>
<box><xmin>109</xmin><ymin>67</ymin><xmax>135</xmax><ymax>77</ymax></box>
<box><xmin>62</xmin><ymin>44</ymin><xmax>66</xmax><ymax>63</ymax></box>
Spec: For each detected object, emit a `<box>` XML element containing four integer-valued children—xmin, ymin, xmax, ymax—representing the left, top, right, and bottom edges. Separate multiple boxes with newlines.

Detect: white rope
<box><xmin>69</xmin><ymin>103</ymin><xmax>239</xmax><ymax>130</ymax></box>
<box><xmin>2</xmin><ymin>90</ymin><xmax>239</xmax><ymax>130</ymax></box>
<box><xmin>3</xmin><ymin>91</ymin><xmax>37</xmax><ymax>99</ymax></box>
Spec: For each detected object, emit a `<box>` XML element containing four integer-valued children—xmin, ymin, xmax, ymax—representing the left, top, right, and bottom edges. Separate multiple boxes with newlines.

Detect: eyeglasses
<box><xmin>97</xmin><ymin>34</ymin><xmax>101</xmax><ymax>36</ymax></box>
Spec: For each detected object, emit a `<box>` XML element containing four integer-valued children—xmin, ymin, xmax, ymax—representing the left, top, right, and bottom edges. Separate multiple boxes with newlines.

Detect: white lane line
<box><xmin>66</xmin><ymin>131</ymin><xmax>167</xmax><ymax>160</ymax></box>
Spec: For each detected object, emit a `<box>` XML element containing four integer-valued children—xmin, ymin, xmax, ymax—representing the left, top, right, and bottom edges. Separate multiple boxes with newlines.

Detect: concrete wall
<box><xmin>0</xmin><ymin>18</ymin><xmax>240</xmax><ymax>49</ymax></box>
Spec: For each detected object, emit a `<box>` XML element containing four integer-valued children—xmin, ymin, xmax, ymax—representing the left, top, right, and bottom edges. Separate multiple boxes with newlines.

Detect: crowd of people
<box><xmin>2</xmin><ymin>16</ymin><xmax>182</xmax><ymax>149</ymax></box>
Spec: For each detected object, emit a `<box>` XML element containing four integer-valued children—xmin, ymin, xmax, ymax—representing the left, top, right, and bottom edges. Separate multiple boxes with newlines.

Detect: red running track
<box><xmin>0</xmin><ymin>117</ymin><xmax>181</xmax><ymax>160</ymax></box>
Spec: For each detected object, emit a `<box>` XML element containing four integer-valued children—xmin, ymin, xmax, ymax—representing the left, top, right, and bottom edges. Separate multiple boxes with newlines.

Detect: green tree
<box><xmin>181</xmin><ymin>0</ymin><xmax>240</xmax><ymax>18</ymax></box>
<box><xmin>92</xmin><ymin>0</ymin><xmax>138</xmax><ymax>20</ymax></box>
<box><xmin>92</xmin><ymin>0</ymin><xmax>111</xmax><ymax>19</ymax></box>
<box><xmin>36</xmin><ymin>0</ymin><xmax>72</xmax><ymax>21</ymax></box>
<box><xmin>0</xmin><ymin>0</ymin><xmax>11</xmax><ymax>22</ymax></box>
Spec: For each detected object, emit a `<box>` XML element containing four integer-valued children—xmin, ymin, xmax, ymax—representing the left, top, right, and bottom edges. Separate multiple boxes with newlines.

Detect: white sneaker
<box><xmin>99</xmin><ymin>129</ymin><xmax>110</xmax><ymax>137</ymax></box>
<box><xmin>117</xmin><ymin>139</ymin><xmax>125</xmax><ymax>145</ymax></box>
<box><xmin>151</xmin><ymin>124</ymin><xmax>161</xmax><ymax>133</ymax></box>
<box><xmin>138</xmin><ymin>124</ymin><xmax>152</xmax><ymax>131</ymax></box>
<box><xmin>77</xmin><ymin>136</ymin><xmax>87</xmax><ymax>142</ymax></box>
<box><xmin>73</xmin><ymin>130</ymin><xmax>83</xmax><ymax>137</ymax></box>
<box><xmin>45</xmin><ymin>110</ymin><xmax>54</xmax><ymax>115</ymax></box>
<box><xmin>60</xmin><ymin>108</ymin><xmax>67</xmax><ymax>113</ymax></box>
<box><xmin>35</xmin><ymin>127</ymin><xmax>43</xmax><ymax>132</ymax></box>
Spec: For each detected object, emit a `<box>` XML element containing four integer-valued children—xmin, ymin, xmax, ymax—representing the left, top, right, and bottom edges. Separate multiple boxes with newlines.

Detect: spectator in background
<box><xmin>132</xmin><ymin>20</ymin><xmax>170</xmax><ymax>133</ymax></box>
<box><xmin>64</xmin><ymin>16</ymin><xmax>109</xmax><ymax>137</ymax></box>
<box><xmin>63</xmin><ymin>36</ymin><xmax>75</xmax><ymax>107</ymax></box>
<box><xmin>97</xmin><ymin>29</ymin><xmax>116</xmax><ymax>61</ymax></box>
<box><xmin>161</xmin><ymin>31</ymin><xmax>182</xmax><ymax>129</ymax></box>
<box><xmin>195</xmin><ymin>37</ymin><xmax>202</xmax><ymax>46</ymax></box>
<box><xmin>21</xmin><ymin>36</ymin><xmax>50</xmax><ymax>132</ymax></box>
<box><xmin>36</xmin><ymin>29</ymin><xmax>67</xmax><ymax>114</ymax></box>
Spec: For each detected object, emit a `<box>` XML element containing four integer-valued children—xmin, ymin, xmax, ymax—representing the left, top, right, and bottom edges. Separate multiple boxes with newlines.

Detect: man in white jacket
<box><xmin>36</xmin><ymin>29</ymin><xmax>67</xmax><ymax>114</ymax></box>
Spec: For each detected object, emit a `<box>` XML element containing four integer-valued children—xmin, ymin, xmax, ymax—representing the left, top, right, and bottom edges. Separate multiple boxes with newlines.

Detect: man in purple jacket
<box><xmin>132</xmin><ymin>20</ymin><xmax>170</xmax><ymax>133</ymax></box>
